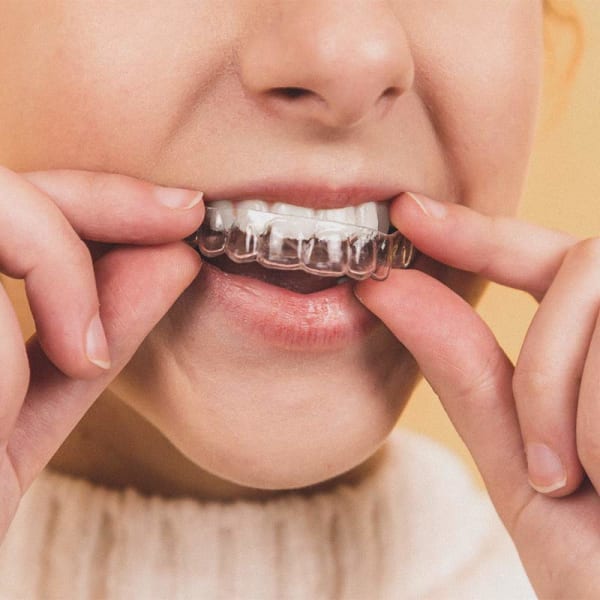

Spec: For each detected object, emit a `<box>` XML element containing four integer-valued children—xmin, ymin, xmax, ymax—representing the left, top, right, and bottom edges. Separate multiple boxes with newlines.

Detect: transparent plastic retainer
<box><xmin>187</xmin><ymin>206</ymin><xmax>415</xmax><ymax>281</ymax></box>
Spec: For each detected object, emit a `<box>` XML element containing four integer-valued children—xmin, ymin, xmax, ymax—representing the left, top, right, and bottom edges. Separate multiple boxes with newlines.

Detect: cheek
<box><xmin>410</xmin><ymin>1</ymin><xmax>543</xmax><ymax>215</ymax></box>
<box><xmin>0</xmin><ymin>2</ymin><xmax>236</xmax><ymax>172</ymax></box>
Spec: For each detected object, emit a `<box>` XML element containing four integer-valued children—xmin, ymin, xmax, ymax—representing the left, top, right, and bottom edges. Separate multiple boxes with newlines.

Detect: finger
<box><xmin>355</xmin><ymin>271</ymin><xmax>534</xmax><ymax>531</ymax></box>
<box><xmin>6</xmin><ymin>242</ymin><xmax>202</xmax><ymax>494</ymax></box>
<box><xmin>0</xmin><ymin>166</ymin><xmax>110</xmax><ymax>378</ymax></box>
<box><xmin>392</xmin><ymin>192</ymin><xmax>576</xmax><ymax>299</ymax></box>
<box><xmin>577</xmin><ymin>285</ymin><xmax>600</xmax><ymax>494</ymax></box>
<box><xmin>513</xmin><ymin>240</ymin><xmax>600</xmax><ymax>497</ymax></box>
<box><xmin>21</xmin><ymin>168</ymin><xmax>204</xmax><ymax>244</ymax></box>
<box><xmin>0</xmin><ymin>283</ymin><xmax>29</xmax><ymax>446</ymax></box>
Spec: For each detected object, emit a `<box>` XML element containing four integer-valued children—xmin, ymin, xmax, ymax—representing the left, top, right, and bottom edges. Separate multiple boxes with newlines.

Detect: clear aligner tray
<box><xmin>187</xmin><ymin>206</ymin><xmax>414</xmax><ymax>281</ymax></box>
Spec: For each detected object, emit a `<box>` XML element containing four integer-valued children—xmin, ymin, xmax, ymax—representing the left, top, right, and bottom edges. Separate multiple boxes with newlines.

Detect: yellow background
<box><xmin>1</xmin><ymin>1</ymin><xmax>598</xmax><ymax>486</ymax></box>
<box><xmin>402</xmin><ymin>0</ymin><xmax>600</xmax><ymax>484</ymax></box>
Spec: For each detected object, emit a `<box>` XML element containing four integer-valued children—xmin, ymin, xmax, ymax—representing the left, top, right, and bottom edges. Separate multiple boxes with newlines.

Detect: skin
<box><xmin>0</xmin><ymin>0</ymin><xmax>542</xmax><ymax>492</ymax></box>
<box><xmin>0</xmin><ymin>1</ymin><xmax>598</xmax><ymax>595</ymax></box>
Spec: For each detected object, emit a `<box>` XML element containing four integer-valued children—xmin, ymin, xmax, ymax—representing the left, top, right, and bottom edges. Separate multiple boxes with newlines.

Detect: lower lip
<box><xmin>192</xmin><ymin>262</ymin><xmax>379</xmax><ymax>350</ymax></box>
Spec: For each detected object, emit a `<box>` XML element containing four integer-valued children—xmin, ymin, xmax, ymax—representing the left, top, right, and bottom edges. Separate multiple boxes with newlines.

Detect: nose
<box><xmin>238</xmin><ymin>1</ymin><xmax>414</xmax><ymax>129</ymax></box>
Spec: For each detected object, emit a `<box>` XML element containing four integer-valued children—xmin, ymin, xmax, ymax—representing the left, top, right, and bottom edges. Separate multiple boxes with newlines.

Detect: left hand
<box><xmin>354</xmin><ymin>193</ymin><xmax>600</xmax><ymax>598</ymax></box>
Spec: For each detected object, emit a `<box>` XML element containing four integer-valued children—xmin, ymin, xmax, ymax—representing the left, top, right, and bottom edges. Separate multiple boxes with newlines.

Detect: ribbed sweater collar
<box><xmin>0</xmin><ymin>429</ymin><xmax>497</xmax><ymax>599</ymax></box>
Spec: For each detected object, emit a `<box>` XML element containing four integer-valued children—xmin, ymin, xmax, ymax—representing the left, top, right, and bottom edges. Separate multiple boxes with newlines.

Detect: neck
<box><xmin>48</xmin><ymin>388</ymin><xmax>387</xmax><ymax>502</ymax></box>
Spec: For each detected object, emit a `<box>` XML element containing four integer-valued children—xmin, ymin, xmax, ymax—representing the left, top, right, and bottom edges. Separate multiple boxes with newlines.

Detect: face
<box><xmin>0</xmin><ymin>1</ymin><xmax>543</xmax><ymax>489</ymax></box>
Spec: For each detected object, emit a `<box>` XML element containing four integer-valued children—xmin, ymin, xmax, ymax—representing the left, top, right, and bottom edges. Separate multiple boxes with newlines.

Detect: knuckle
<box><xmin>15</xmin><ymin>210</ymin><xmax>76</xmax><ymax>275</ymax></box>
<box><xmin>443</xmin><ymin>343</ymin><xmax>508</xmax><ymax>407</ymax></box>
<box><xmin>64</xmin><ymin>235</ymin><xmax>94</xmax><ymax>272</ymax></box>
<box><xmin>39</xmin><ymin>217</ymin><xmax>93</xmax><ymax>277</ymax></box>
<box><xmin>512</xmin><ymin>365</ymin><xmax>554</xmax><ymax>403</ymax></box>
<box><xmin>50</xmin><ymin>212</ymin><xmax>82</xmax><ymax>250</ymax></box>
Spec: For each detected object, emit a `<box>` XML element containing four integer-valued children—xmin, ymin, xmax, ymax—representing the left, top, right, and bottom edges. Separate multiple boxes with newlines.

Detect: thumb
<box><xmin>8</xmin><ymin>242</ymin><xmax>201</xmax><ymax>493</ymax></box>
<box><xmin>354</xmin><ymin>270</ymin><xmax>534</xmax><ymax>529</ymax></box>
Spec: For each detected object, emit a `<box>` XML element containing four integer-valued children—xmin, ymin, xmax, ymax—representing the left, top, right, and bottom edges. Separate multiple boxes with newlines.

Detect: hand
<box><xmin>355</xmin><ymin>193</ymin><xmax>600</xmax><ymax>598</ymax></box>
<box><xmin>0</xmin><ymin>166</ymin><xmax>204</xmax><ymax>541</ymax></box>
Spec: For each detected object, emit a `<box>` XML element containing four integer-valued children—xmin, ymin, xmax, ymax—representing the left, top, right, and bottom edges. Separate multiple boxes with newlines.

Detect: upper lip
<box><xmin>203</xmin><ymin>181</ymin><xmax>404</xmax><ymax>210</ymax></box>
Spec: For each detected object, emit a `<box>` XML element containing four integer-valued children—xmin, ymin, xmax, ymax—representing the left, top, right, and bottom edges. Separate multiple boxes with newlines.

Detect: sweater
<box><xmin>0</xmin><ymin>428</ymin><xmax>535</xmax><ymax>599</ymax></box>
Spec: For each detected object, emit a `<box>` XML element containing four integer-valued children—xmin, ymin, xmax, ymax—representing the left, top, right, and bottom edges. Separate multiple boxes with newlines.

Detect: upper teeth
<box><xmin>207</xmin><ymin>199</ymin><xmax>390</xmax><ymax>238</ymax></box>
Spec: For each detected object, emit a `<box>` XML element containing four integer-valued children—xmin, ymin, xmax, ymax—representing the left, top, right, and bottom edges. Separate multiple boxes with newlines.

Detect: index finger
<box><xmin>21</xmin><ymin>168</ymin><xmax>204</xmax><ymax>244</ymax></box>
<box><xmin>392</xmin><ymin>192</ymin><xmax>577</xmax><ymax>299</ymax></box>
<box><xmin>7</xmin><ymin>242</ymin><xmax>202</xmax><ymax>494</ymax></box>
<box><xmin>354</xmin><ymin>270</ymin><xmax>534</xmax><ymax>532</ymax></box>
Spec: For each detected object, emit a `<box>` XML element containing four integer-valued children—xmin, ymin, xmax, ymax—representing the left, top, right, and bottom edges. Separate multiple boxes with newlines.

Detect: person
<box><xmin>0</xmin><ymin>1</ymin><xmax>593</xmax><ymax>597</ymax></box>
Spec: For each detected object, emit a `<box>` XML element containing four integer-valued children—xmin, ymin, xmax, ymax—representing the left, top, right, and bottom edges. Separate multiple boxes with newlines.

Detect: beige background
<box><xmin>2</xmin><ymin>2</ymin><xmax>598</xmax><ymax>486</ymax></box>
<box><xmin>402</xmin><ymin>0</ymin><xmax>600</xmax><ymax>484</ymax></box>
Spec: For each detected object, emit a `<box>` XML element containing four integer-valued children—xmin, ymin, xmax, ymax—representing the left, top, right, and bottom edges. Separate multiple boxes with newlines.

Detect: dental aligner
<box><xmin>188</xmin><ymin>205</ymin><xmax>415</xmax><ymax>281</ymax></box>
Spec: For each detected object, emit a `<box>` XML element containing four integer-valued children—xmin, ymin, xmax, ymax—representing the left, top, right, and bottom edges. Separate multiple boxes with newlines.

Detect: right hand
<box><xmin>355</xmin><ymin>194</ymin><xmax>600</xmax><ymax>597</ymax></box>
<box><xmin>0</xmin><ymin>166</ymin><xmax>204</xmax><ymax>542</ymax></box>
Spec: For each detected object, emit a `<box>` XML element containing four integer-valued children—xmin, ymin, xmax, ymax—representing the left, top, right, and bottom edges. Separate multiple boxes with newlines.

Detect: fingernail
<box><xmin>154</xmin><ymin>187</ymin><xmax>203</xmax><ymax>210</ymax></box>
<box><xmin>405</xmin><ymin>192</ymin><xmax>447</xmax><ymax>219</ymax></box>
<box><xmin>526</xmin><ymin>443</ymin><xmax>566</xmax><ymax>493</ymax></box>
<box><xmin>85</xmin><ymin>312</ymin><xmax>111</xmax><ymax>370</ymax></box>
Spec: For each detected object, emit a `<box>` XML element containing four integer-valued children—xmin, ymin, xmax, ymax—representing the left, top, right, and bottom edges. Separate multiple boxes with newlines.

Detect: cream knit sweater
<box><xmin>0</xmin><ymin>429</ymin><xmax>535</xmax><ymax>599</ymax></box>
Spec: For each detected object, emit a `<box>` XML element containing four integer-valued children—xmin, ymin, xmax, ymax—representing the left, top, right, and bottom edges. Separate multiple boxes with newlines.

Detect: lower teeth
<box><xmin>188</xmin><ymin>207</ymin><xmax>414</xmax><ymax>282</ymax></box>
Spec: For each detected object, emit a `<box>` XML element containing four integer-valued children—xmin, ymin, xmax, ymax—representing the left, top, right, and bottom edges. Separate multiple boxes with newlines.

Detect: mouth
<box><xmin>178</xmin><ymin>183</ymin><xmax>417</xmax><ymax>349</ymax></box>
<box><xmin>189</xmin><ymin>193</ymin><xmax>413</xmax><ymax>294</ymax></box>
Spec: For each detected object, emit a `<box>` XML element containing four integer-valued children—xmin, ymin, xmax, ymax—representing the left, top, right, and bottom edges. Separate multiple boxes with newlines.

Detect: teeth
<box><xmin>235</xmin><ymin>200</ymin><xmax>271</xmax><ymax>234</ymax></box>
<box><xmin>195</xmin><ymin>198</ymin><xmax>414</xmax><ymax>281</ymax></box>
<box><xmin>271</xmin><ymin>202</ymin><xmax>314</xmax><ymax>219</ymax></box>
<box><xmin>315</xmin><ymin>207</ymin><xmax>356</xmax><ymax>240</ymax></box>
<box><xmin>354</xmin><ymin>202</ymin><xmax>379</xmax><ymax>232</ymax></box>
<box><xmin>209</xmin><ymin>200</ymin><xmax>235</xmax><ymax>230</ymax></box>
<box><xmin>206</xmin><ymin>199</ymin><xmax>389</xmax><ymax>236</ymax></box>
<box><xmin>375</xmin><ymin>203</ymin><xmax>390</xmax><ymax>234</ymax></box>
<box><xmin>270</xmin><ymin>202</ymin><xmax>315</xmax><ymax>239</ymax></box>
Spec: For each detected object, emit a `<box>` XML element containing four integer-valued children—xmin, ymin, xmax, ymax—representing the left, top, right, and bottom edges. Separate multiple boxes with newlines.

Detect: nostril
<box><xmin>272</xmin><ymin>86</ymin><xmax>311</xmax><ymax>100</ymax></box>
<box><xmin>382</xmin><ymin>86</ymin><xmax>400</xmax><ymax>99</ymax></box>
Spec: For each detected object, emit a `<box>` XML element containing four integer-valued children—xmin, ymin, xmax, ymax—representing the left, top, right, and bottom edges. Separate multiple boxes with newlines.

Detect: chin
<box><xmin>115</xmin><ymin>313</ymin><xmax>420</xmax><ymax>489</ymax></box>
<box><xmin>159</xmin><ymin>385</ymin><xmax>408</xmax><ymax>491</ymax></box>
